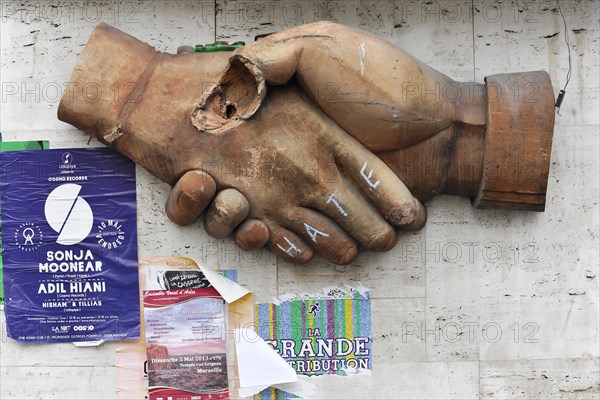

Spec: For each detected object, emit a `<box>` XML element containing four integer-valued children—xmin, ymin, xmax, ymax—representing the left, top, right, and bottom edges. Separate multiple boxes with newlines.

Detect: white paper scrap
<box><xmin>234</xmin><ymin>327</ymin><xmax>297</xmax><ymax>394</ymax></box>
<box><xmin>198</xmin><ymin>264</ymin><xmax>250</xmax><ymax>304</ymax></box>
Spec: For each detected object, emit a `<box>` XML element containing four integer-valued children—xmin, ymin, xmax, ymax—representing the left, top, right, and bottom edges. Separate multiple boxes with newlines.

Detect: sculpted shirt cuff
<box><xmin>473</xmin><ymin>71</ymin><xmax>556</xmax><ymax>211</ymax></box>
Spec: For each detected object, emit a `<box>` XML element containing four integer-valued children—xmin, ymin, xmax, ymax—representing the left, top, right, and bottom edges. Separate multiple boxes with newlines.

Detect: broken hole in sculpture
<box><xmin>191</xmin><ymin>58</ymin><xmax>262</xmax><ymax>134</ymax></box>
<box><xmin>225</xmin><ymin>103</ymin><xmax>236</xmax><ymax>119</ymax></box>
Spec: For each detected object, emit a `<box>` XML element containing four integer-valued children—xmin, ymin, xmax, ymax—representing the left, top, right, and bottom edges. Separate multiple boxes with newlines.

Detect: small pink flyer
<box><xmin>143</xmin><ymin>287</ymin><xmax>229</xmax><ymax>400</ymax></box>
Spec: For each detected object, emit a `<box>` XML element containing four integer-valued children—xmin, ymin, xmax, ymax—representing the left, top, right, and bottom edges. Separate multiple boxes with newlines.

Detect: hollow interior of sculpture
<box><xmin>192</xmin><ymin>58</ymin><xmax>262</xmax><ymax>134</ymax></box>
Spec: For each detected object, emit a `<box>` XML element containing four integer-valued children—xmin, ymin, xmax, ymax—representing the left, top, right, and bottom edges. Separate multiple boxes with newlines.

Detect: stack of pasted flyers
<box><xmin>143</xmin><ymin>287</ymin><xmax>229</xmax><ymax>400</ymax></box>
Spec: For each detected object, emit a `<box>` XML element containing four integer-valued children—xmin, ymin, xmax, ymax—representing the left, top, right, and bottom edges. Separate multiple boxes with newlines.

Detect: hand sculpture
<box><xmin>58</xmin><ymin>22</ymin><xmax>555</xmax><ymax>265</ymax></box>
<box><xmin>197</xmin><ymin>22</ymin><xmax>555</xmax><ymax>208</ymax></box>
<box><xmin>58</xmin><ymin>23</ymin><xmax>427</xmax><ymax>265</ymax></box>
<box><xmin>165</xmin><ymin>22</ymin><xmax>555</xmax><ymax>260</ymax></box>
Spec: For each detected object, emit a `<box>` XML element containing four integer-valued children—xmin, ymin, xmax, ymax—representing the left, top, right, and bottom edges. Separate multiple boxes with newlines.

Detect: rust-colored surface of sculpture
<box><xmin>58</xmin><ymin>22</ymin><xmax>555</xmax><ymax>264</ymax></box>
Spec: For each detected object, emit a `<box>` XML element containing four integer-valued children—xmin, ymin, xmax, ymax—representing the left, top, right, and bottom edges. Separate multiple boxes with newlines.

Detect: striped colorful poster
<box><xmin>255</xmin><ymin>286</ymin><xmax>371</xmax><ymax>381</ymax></box>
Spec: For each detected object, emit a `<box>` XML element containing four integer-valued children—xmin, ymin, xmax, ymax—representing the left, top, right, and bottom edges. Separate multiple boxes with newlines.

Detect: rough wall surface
<box><xmin>0</xmin><ymin>0</ymin><xmax>598</xmax><ymax>398</ymax></box>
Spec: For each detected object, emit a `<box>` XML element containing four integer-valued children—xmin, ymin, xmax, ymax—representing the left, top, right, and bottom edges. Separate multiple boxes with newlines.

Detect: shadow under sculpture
<box><xmin>58</xmin><ymin>22</ymin><xmax>555</xmax><ymax>265</ymax></box>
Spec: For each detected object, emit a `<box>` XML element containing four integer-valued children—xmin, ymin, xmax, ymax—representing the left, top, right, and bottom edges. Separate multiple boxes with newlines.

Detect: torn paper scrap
<box><xmin>235</xmin><ymin>327</ymin><xmax>298</xmax><ymax>392</ymax></box>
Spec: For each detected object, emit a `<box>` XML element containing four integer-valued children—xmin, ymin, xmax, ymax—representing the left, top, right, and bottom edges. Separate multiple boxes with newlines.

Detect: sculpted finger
<box><xmin>333</xmin><ymin>131</ymin><xmax>427</xmax><ymax>231</ymax></box>
<box><xmin>277</xmin><ymin>207</ymin><xmax>358</xmax><ymax>265</ymax></box>
<box><xmin>234</xmin><ymin>219</ymin><xmax>270</xmax><ymax>251</ymax></box>
<box><xmin>204</xmin><ymin>188</ymin><xmax>250</xmax><ymax>239</ymax></box>
<box><xmin>267</xmin><ymin>223</ymin><xmax>313</xmax><ymax>264</ymax></box>
<box><xmin>308</xmin><ymin>179</ymin><xmax>397</xmax><ymax>252</ymax></box>
<box><xmin>165</xmin><ymin>170</ymin><xmax>216</xmax><ymax>226</ymax></box>
<box><xmin>233</xmin><ymin>26</ymin><xmax>308</xmax><ymax>85</ymax></box>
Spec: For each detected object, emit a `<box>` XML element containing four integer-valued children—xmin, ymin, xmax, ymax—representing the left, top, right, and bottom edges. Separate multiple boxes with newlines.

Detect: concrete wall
<box><xmin>1</xmin><ymin>0</ymin><xmax>598</xmax><ymax>398</ymax></box>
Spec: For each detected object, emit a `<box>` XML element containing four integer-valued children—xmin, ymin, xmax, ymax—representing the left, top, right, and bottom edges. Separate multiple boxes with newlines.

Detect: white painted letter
<box><xmin>277</xmin><ymin>237</ymin><xmax>302</xmax><ymax>258</ymax></box>
<box><xmin>360</xmin><ymin>162</ymin><xmax>380</xmax><ymax>189</ymax></box>
<box><xmin>326</xmin><ymin>191</ymin><xmax>349</xmax><ymax>217</ymax></box>
<box><xmin>304</xmin><ymin>223</ymin><xmax>329</xmax><ymax>243</ymax></box>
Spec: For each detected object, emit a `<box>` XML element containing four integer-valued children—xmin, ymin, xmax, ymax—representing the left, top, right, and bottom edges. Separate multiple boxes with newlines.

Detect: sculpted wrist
<box><xmin>58</xmin><ymin>23</ymin><xmax>158</xmax><ymax>145</ymax></box>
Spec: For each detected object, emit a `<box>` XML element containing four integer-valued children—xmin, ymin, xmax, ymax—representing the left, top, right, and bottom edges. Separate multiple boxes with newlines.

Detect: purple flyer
<box><xmin>0</xmin><ymin>148</ymin><xmax>139</xmax><ymax>343</ymax></box>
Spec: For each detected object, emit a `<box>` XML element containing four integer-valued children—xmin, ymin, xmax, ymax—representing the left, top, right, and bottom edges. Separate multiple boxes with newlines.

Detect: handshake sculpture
<box><xmin>58</xmin><ymin>22</ymin><xmax>555</xmax><ymax>265</ymax></box>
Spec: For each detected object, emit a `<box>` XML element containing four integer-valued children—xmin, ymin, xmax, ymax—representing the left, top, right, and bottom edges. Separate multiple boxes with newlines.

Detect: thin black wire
<box><xmin>557</xmin><ymin>0</ymin><xmax>572</xmax><ymax>92</ymax></box>
<box><xmin>214</xmin><ymin>0</ymin><xmax>217</xmax><ymax>42</ymax></box>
